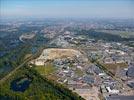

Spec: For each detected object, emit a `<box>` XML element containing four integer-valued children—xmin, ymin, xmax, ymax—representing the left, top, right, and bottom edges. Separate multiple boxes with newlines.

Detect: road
<box><xmin>0</xmin><ymin>56</ymin><xmax>33</xmax><ymax>84</ymax></box>
<box><xmin>95</xmin><ymin>62</ymin><xmax>132</xmax><ymax>95</ymax></box>
<box><xmin>0</xmin><ymin>26</ymin><xmax>66</xmax><ymax>84</ymax></box>
<box><xmin>0</xmin><ymin>47</ymin><xmax>44</xmax><ymax>84</ymax></box>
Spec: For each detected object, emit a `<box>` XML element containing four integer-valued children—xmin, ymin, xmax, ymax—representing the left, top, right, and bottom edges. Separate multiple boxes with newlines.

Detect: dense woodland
<box><xmin>76</xmin><ymin>29</ymin><xmax>134</xmax><ymax>42</ymax></box>
<box><xmin>0</xmin><ymin>66</ymin><xmax>84</xmax><ymax>100</ymax></box>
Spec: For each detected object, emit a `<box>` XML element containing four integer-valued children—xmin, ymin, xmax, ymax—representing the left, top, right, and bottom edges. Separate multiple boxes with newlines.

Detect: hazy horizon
<box><xmin>0</xmin><ymin>0</ymin><xmax>134</xmax><ymax>19</ymax></box>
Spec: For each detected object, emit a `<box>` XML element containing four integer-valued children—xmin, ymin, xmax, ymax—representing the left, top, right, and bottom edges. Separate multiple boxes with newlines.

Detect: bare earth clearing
<box><xmin>31</xmin><ymin>48</ymin><xmax>87</xmax><ymax>66</ymax></box>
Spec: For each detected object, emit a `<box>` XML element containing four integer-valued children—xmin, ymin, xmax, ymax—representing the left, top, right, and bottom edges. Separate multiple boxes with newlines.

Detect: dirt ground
<box><xmin>38</xmin><ymin>48</ymin><xmax>83</xmax><ymax>60</ymax></box>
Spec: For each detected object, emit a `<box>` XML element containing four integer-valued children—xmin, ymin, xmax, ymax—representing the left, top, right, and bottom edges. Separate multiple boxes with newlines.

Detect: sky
<box><xmin>0</xmin><ymin>0</ymin><xmax>134</xmax><ymax>19</ymax></box>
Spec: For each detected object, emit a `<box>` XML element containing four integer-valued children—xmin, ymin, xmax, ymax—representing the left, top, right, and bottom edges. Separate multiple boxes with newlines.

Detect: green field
<box><xmin>35</xmin><ymin>63</ymin><xmax>56</xmax><ymax>76</ymax></box>
<box><xmin>75</xmin><ymin>68</ymin><xmax>84</xmax><ymax>76</ymax></box>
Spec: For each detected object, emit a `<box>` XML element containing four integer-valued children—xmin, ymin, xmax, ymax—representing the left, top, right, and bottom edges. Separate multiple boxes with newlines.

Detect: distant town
<box><xmin>0</xmin><ymin>18</ymin><xmax>134</xmax><ymax>100</ymax></box>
